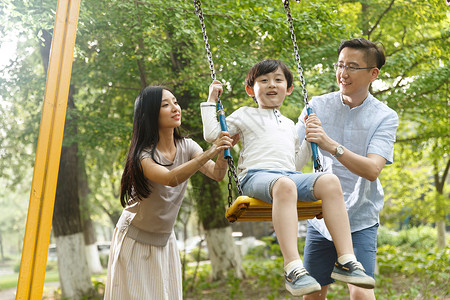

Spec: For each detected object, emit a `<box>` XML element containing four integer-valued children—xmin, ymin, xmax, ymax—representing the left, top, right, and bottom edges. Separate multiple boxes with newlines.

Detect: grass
<box><xmin>0</xmin><ymin>273</ymin><xmax>19</xmax><ymax>290</ymax></box>
<box><xmin>1</xmin><ymin>226</ymin><xmax>449</xmax><ymax>299</ymax></box>
<box><xmin>0</xmin><ymin>270</ymin><xmax>59</xmax><ymax>290</ymax></box>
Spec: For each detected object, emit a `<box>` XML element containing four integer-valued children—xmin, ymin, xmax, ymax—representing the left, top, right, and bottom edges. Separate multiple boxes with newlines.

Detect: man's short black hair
<box><xmin>338</xmin><ymin>38</ymin><xmax>386</xmax><ymax>69</ymax></box>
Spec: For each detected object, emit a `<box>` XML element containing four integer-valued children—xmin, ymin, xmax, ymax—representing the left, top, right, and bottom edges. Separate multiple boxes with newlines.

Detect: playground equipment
<box><xmin>194</xmin><ymin>0</ymin><xmax>323</xmax><ymax>223</ymax></box>
<box><xmin>16</xmin><ymin>0</ymin><xmax>82</xmax><ymax>298</ymax></box>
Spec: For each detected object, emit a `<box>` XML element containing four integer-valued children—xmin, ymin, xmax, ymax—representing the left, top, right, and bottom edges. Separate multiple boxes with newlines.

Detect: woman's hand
<box><xmin>199</xmin><ymin>132</ymin><xmax>238</xmax><ymax>181</ymax></box>
<box><xmin>208</xmin><ymin>131</ymin><xmax>233</xmax><ymax>158</ymax></box>
<box><xmin>208</xmin><ymin>80</ymin><xmax>223</xmax><ymax>103</ymax></box>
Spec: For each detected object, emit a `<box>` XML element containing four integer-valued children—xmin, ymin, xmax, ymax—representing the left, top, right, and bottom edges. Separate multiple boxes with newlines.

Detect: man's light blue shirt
<box><xmin>296</xmin><ymin>91</ymin><xmax>398</xmax><ymax>240</ymax></box>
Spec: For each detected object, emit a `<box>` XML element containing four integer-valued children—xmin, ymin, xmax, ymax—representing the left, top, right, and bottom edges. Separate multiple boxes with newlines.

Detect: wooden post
<box><xmin>16</xmin><ymin>0</ymin><xmax>81</xmax><ymax>298</ymax></box>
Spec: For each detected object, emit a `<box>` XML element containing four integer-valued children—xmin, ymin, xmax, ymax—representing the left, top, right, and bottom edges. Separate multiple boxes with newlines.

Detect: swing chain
<box><xmin>194</xmin><ymin>0</ymin><xmax>216</xmax><ymax>82</ymax></box>
<box><xmin>227</xmin><ymin>157</ymin><xmax>243</xmax><ymax>206</ymax></box>
<box><xmin>195</xmin><ymin>0</ymin><xmax>243</xmax><ymax>205</ymax></box>
<box><xmin>283</xmin><ymin>0</ymin><xmax>309</xmax><ymax>106</ymax></box>
<box><xmin>283</xmin><ymin>0</ymin><xmax>324</xmax><ymax>172</ymax></box>
<box><xmin>194</xmin><ymin>0</ymin><xmax>226</xmax><ymax>113</ymax></box>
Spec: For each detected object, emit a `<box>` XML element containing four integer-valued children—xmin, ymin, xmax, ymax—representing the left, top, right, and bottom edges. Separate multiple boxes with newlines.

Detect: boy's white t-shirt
<box><xmin>201</xmin><ymin>103</ymin><xmax>311</xmax><ymax>180</ymax></box>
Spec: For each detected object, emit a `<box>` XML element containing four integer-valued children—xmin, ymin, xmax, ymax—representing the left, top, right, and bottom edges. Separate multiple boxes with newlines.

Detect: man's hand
<box><xmin>304</xmin><ymin>113</ymin><xmax>338</xmax><ymax>154</ymax></box>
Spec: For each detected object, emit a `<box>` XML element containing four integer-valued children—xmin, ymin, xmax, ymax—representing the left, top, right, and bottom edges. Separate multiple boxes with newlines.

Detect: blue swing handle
<box><xmin>217</xmin><ymin>102</ymin><xmax>232</xmax><ymax>159</ymax></box>
<box><xmin>306</xmin><ymin>106</ymin><xmax>320</xmax><ymax>170</ymax></box>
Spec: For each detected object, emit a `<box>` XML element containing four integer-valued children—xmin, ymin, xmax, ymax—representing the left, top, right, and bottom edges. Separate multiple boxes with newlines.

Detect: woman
<box><xmin>104</xmin><ymin>85</ymin><xmax>233</xmax><ymax>299</ymax></box>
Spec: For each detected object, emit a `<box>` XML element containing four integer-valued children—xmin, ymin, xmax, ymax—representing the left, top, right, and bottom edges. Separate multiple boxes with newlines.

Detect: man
<box><xmin>296</xmin><ymin>38</ymin><xmax>399</xmax><ymax>300</ymax></box>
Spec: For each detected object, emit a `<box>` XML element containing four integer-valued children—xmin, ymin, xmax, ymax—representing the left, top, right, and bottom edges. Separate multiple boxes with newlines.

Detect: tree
<box><xmin>39</xmin><ymin>27</ymin><xmax>96</xmax><ymax>297</ymax></box>
<box><xmin>52</xmin><ymin>90</ymin><xmax>96</xmax><ymax>298</ymax></box>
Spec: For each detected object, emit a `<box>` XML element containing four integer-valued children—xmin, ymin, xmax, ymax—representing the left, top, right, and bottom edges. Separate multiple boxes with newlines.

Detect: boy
<box><xmin>201</xmin><ymin>59</ymin><xmax>374</xmax><ymax>296</ymax></box>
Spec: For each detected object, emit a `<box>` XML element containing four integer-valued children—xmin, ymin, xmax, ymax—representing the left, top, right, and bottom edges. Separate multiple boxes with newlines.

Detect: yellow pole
<box><xmin>16</xmin><ymin>0</ymin><xmax>81</xmax><ymax>298</ymax></box>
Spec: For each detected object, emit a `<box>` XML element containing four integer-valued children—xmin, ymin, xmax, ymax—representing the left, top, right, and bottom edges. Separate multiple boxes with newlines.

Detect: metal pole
<box><xmin>16</xmin><ymin>0</ymin><xmax>81</xmax><ymax>298</ymax></box>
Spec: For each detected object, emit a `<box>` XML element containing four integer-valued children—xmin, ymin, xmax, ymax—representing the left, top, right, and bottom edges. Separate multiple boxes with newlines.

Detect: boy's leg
<box><xmin>271</xmin><ymin>176</ymin><xmax>321</xmax><ymax>296</ymax></box>
<box><xmin>311</xmin><ymin>174</ymin><xmax>375</xmax><ymax>289</ymax></box>
<box><xmin>303</xmin><ymin>224</ymin><xmax>336</xmax><ymax>300</ymax></box>
<box><xmin>241</xmin><ymin>170</ymin><xmax>302</xmax><ymax>264</ymax></box>
<box><xmin>272</xmin><ymin>177</ymin><xmax>301</xmax><ymax>264</ymax></box>
<box><xmin>241</xmin><ymin>170</ymin><xmax>321</xmax><ymax>296</ymax></box>
<box><xmin>312</xmin><ymin>174</ymin><xmax>353</xmax><ymax>257</ymax></box>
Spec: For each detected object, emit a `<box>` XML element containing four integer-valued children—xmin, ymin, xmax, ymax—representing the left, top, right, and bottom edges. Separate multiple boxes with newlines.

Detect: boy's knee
<box><xmin>314</xmin><ymin>174</ymin><xmax>342</xmax><ymax>198</ymax></box>
<box><xmin>319</xmin><ymin>173</ymin><xmax>339</xmax><ymax>183</ymax></box>
<box><xmin>316</xmin><ymin>174</ymin><xmax>340</xmax><ymax>189</ymax></box>
<box><xmin>272</xmin><ymin>177</ymin><xmax>296</xmax><ymax>198</ymax></box>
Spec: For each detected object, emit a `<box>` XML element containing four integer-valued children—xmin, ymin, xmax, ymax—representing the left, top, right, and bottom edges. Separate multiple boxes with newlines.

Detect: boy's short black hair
<box><xmin>338</xmin><ymin>38</ymin><xmax>386</xmax><ymax>69</ymax></box>
<box><xmin>245</xmin><ymin>59</ymin><xmax>293</xmax><ymax>89</ymax></box>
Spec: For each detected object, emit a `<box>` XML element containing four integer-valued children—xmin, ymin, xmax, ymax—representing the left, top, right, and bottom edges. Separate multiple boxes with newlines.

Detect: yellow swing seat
<box><xmin>226</xmin><ymin>196</ymin><xmax>323</xmax><ymax>223</ymax></box>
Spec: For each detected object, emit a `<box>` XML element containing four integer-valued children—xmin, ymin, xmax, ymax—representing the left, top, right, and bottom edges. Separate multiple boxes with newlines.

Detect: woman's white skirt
<box><xmin>104</xmin><ymin>227</ymin><xmax>182</xmax><ymax>299</ymax></box>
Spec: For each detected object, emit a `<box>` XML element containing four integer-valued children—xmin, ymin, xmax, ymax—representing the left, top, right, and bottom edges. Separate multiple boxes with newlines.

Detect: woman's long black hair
<box><xmin>120</xmin><ymin>86</ymin><xmax>182</xmax><ymax>207</ymax></box>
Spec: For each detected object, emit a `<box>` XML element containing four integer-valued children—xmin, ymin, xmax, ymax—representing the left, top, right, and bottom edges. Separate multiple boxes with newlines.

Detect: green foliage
<box><xmin>380</xmin><ymin>141</ymin><xmax>449</xmax><ymax>228</ymax></box>
<box><xmin>243</xmin><ymin>258</ymin><xmax>285</xmax><ymax>300</ymax></box>
<box><xmin>376</xmin><ymin>245</ymin><xmax>449</xmax><ymax>299</ymax></box>
<box><xmin>245</xmin><ymin>236</ymin><xmax>281</xmax><ymax>259</ymax></box>
<box><xmin>13</xmin><ymin>260</ymin><xmax>20</xmax><ymax>273</ymax></box>
<box><xmin>178</xmin><ymin>228</ymin><xmax>449</xmax><ymax>298</ymax></box>
<box><xmin>377</xmin><ymin>225</ymin><xmax>438</xmax><ymax>249</ymax></box>
<box><xmin>0</xmin><ymin>0</ymin><xmax>448</xmax><ymax>285</ymax></box>
<box><xmin>180</xmin><ymin>248</ymin><xmax>209</xmax><ymax>264</ymax></box>
<box><xmin>225</xmin><ymin>270</ymin><xmax>244</xmax><ymax>299</ymax></box>
<box><xmin>180</xmin><ymin>242</ymin><xmax>450</xmax><ymax>299</ymax></box>
<box><xmin>45</xmin><ymin>260</ymin><xmax>58</xmax><ymax>272</ymax></box>
<box><xmin>1</xmin><ymin>229</ymin><xmax>449</xmax><ymax>298</ymax></box>
<box><xmin>0</xmin><ymin>273</ymin><xmax>20</xmax><ymax>290</ymax></box>
<box><xmin>98</xmin><ymin>254</ymin><xmax>109</xmax><ymax>269</ymax></box>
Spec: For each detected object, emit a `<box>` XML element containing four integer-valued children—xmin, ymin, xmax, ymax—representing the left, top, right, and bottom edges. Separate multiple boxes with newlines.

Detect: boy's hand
<box><xmin>231</xmin><ymin>134</ymin><xmax>240</xmax><ymax>146</ymax></box>
<box><xmin>208</xmin><ymin>80</ymin><xmax>223</xmax><ymax>103</ymax></box>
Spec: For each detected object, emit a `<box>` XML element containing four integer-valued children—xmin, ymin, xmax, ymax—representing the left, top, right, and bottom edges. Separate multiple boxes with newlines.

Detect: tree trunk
<box><xmin>55</xmin><ymin>233</ymin><xmax>95</xmax><ymax>299</ymax></box>
<box><xmin>436</xmin><ymin>221</ymin><xmax>446</xmax><ymax>249</ymax></box>
<box><xmin>205</xmin><ymin>227</ymin><xmax>244</xmax><ymax>280</ymax></box>
<box><xmin>191</xmin><ymin>173</ymin><xmax>245</xmax><ymax>280</ymax></box>
<box><xmin>0</xmin><ymin>232</ymin><xmax>3</xmax><ymax>261</ymax></box>
<box><xmin>83</xmin><ymin>218</ymin><xmax>103</xmax><ymax>274</ymax></box>
<box><xmin>52</xmin><ymin>91</ymin><xmax>96</xmax><ymax>298</ymax></box>
<box><xmin>52</xmin><ymin>95</ymin><xmax>96</xmax><ymax>298</ymax></box>
<box><xmin>132</xmin><ymin>9</ymin><xmax>245</xmax><ymax>280</ymax></box>
<box><xmin>434</xmin><ymin>157</ymin><xmax>448</xmax><ymax>249</ymax></box>
<box><xmin>361</xmin><ymin>3</ymin><xmax>370</xmax><ymax>38</ymax></box>
<box><xmin>40</xmin><ymin>29</ymin><xmax>95</xmax><ymax>299</ymax></box>
<box><xmin>79</xmin><ymin>158</ymin><xmax>103</xmax><ymax>274</ymax></box>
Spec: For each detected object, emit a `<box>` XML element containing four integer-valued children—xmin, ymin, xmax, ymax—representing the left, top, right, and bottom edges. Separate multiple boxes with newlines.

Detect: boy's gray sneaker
<box><xmin>284</xmin><ymin>267</ymin><xmax>321</xmax><ymax>296</ymax></box>
<box><xmin>331</xmin><ymin>261</ymin><xmax>375</xmax><ymax>289</ymax></box>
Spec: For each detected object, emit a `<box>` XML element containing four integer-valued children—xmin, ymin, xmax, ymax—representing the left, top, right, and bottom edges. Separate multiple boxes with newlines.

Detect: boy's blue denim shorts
<box><xmin>303</xmin><ymin>222</ymin><xmax>379</xmax><ymax>286</ymax></box>
<box><xmin>240</xmin><ymin>169</ymin><xmax>323</xmax><ymax>203</ymax></box>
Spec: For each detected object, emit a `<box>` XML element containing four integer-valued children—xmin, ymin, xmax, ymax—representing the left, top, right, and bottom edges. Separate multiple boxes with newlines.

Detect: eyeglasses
<box><xmin>333</xmin><ymin>63</ymin><xmax>376</xmax><ymax>73</ymax></box>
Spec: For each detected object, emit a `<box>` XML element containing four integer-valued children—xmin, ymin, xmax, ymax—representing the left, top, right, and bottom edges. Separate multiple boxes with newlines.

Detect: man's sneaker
<box><xmin>331</xmin><ymin>261</ymin><xmax>375</xmax><ymax>289</ymax></box>
<box><xmin>284</xmin><ymin>267</ymin><xmax>321</xmax><ymax>296</ymax></box>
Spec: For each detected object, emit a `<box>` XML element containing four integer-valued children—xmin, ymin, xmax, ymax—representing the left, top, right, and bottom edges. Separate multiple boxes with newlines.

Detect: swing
<box><xmin>194</xmin><ymin>0</ymin><xmax>323</xmax><ymax>223</ymax></box>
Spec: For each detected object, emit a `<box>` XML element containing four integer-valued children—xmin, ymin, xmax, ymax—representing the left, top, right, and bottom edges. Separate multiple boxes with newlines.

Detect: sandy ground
<box><xmin>0</xmin><ymin>288</ymin><xmax>15</xmax><ymax>300</ymax></box>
